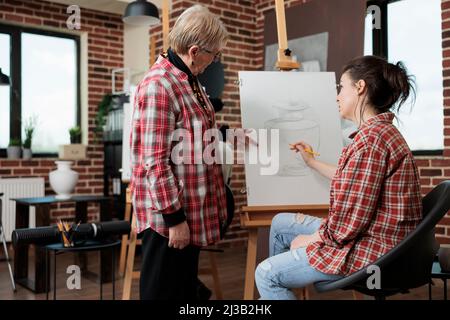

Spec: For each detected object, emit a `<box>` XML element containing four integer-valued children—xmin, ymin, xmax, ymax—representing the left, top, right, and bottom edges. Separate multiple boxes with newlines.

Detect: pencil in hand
<box><xmin>289</xmin><ymin>143</ymin><xmax>320</xmax><ymax>156</ymax></box>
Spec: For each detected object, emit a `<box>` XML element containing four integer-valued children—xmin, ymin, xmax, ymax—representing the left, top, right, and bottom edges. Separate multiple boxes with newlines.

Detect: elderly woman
<box><xmin>130</xmin><ymin>5</ymin><xmax>229</xmax><ymax>300</ymax></box>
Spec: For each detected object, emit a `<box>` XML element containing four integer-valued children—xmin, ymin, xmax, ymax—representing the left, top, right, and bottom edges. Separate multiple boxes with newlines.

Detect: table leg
<box><xmin>46</xmin><ymin>248</ymin><xmax>49</xmax><ymax>301</ymax></box>
<box><xmin>14</xmin><ymin>203</ymin><xmax>30</xmax><ymax>283</ymax></box>
<box><xmin>243</xmin><ymin>228</ymin><xmax>258</xmax><ymax>300</ymax></box>
<box><xmin>444</xmin><ymin>279</ymin><xmax>447</xmax><ymax>301</ymax></box>
<box><xmin>428</xmin><ymin>281</ymin><xmax>432</xmax><ymax>300</ymax></box>
<box><xmin>34</xmin><ymin>204</ymin><xmax>50</xmax><ymax>293</ymax></box>
<box><xmin>53</xmin><ymin>250</ymin><xmax>57</xmax><ymax>300</ymax></box>
<box><xmin>100</xmin><ymin>200</ymin><xmax>113</xmax><ymax>283</ymax></box>
<box><xmin>112</xmin><ymin>246</ymin><xmax>115</xmax><ymax>300</ymax></box>
<box><xmin>100</xmin><ymin>250</ymin><xmax>103</xmax><ymax>300</ymax></box>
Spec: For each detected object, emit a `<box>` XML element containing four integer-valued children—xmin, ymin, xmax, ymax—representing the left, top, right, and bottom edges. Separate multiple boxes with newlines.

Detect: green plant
<box><xmin>23</xmin><ymin>116</ymin><xmax>37</xmax><ymax>149</ymax></box>
<box><xmin>95</xmin><ymin>93</ymin><xmax>113</xmax><ymax>139</ymax></box>
<box><xmin>69</xmin><ymin>126</ymin><xmax>82</xmax><ymax>144</ymax></box>
<box><xmin>9</xmin><ymin>138</ymin><xmax>22</xmax><ymax>147</ymax></box>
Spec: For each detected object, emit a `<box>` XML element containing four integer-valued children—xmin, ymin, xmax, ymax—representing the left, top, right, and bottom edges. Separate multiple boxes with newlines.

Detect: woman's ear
<box><xmin>189</xmin><ymin>45</ymin><xmax>200</xmax><ymax>58</ymax></box>
<box><xmin>356</xmin><ymin>79</ymin><xmax>366</xmax><ymax>95</ymax></box>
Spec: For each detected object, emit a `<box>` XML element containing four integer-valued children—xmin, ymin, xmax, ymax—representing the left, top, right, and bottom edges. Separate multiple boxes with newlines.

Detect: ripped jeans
<box><xmin>255</xmin><ymin>212</ymin><xmax>342</xmax><ymax>300</ymax></box>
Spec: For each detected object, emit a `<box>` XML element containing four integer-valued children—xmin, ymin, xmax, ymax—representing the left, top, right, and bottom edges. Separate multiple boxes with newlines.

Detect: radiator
<box><xmin>0</xmin><ymin>178</ymin><xmax>45</xmax><ymax>242</ymax></box>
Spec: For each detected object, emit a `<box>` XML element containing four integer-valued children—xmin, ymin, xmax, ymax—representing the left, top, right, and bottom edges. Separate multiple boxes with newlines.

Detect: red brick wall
<box><xmin>0</xmin><ymin>0</ymin><xmax>124</xmax><ymax>222</ymax></box>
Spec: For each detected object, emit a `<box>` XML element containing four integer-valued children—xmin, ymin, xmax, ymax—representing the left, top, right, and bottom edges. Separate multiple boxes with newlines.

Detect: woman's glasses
<box><xmin>201</xmin><ymin>48</ymin><xmax>222</xmax><ymax>62</ymax></box>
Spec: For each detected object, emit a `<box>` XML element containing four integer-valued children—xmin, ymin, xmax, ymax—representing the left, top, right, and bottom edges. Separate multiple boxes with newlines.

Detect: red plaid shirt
<box><xmin>129</xmin><ymin>55</ymin><xmax>227</xmax><ymax>246</ymax></box>
<box><xmin>306</xmin><ymin>112</ymin><xmax>422</xmax><ymax>275</ymax></box>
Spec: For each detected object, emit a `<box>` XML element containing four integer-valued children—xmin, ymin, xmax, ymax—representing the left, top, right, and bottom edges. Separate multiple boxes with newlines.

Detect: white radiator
<box><xmin>0</xmin><ymin>178</ymin><xmax>45</xmax><ymax>242</ymax></box>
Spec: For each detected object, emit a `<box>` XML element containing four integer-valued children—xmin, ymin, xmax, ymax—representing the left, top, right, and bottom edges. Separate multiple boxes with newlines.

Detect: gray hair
<box><xmin>168</xmin><ymin>5</ymin><xmax>228</xmax><ymax>55</ymax></box>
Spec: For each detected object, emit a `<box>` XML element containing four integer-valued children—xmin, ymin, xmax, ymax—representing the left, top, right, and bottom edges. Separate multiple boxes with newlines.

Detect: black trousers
<box><xmin>139</xmin><ymin>227</ymin><xmax>201</xmax><ymax>300</ymax></box>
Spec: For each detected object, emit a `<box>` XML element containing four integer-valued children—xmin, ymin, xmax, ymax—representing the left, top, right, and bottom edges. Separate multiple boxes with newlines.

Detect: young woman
<box><xmin>255</xmin><ymin>55</ymin><xmax>423</xmax><ymax>300</ymax></box>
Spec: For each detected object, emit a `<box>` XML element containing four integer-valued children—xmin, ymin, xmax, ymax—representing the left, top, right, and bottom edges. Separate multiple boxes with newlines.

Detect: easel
<box><xmin>274</xmin><ymin>0</ymin><xmax>300</xmax><ymax>71</ymax></box>
<box><xmin>119</xmin><ymin>0</ymin><xmax>223</xmax><ymax>299</ymax></box>
<box><xmin>239</xmin><ymin>0</ymin><xmax>323</xmax><ymax>300</ymax></box>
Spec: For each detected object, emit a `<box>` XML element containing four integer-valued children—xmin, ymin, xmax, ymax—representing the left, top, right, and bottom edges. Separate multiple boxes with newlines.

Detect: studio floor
<box><xmin>0</xmin><ymin>244</ymin><xmax>448</xmax><ymax>300</ymax></box>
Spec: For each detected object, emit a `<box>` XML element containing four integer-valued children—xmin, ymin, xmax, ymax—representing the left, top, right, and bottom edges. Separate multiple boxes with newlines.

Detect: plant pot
<box><xmin>70</xmin><ymin>136</ymin><xmax>81</xmax><ymax>144</ymax></box>
<box><xmin>7</xmin><ymin>146</ymin><xmax>21</xmax><ymax>159</ymax></box>
<box><xmin>22</xmin><ymin>148</ymin><xmax>32</xmax><ymax>160</ymax></box>
<box><xmin>438</xmin><ymin>244</ymin><xmax>450</xmax><ymax>272</ymax></box>
<box><xmin>49</xmin><ymin>161</ymin><xmax>79</xmax><ymax>200</ymax></box>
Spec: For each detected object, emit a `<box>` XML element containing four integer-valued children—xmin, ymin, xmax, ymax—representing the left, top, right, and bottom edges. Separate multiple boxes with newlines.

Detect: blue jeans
<box><xmin>255</xmin><ymin>212</ymin><xmax>343</xmax><ymax>300</ymax></box>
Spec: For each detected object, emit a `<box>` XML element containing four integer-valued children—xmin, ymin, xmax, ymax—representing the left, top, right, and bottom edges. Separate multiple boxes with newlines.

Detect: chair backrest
<box><xmin>315</xmin><ymin>180</ymin><xmax>450</xmax><ymax>294</ymax></box>
<box><xmin>0</xmin><ymin>192</ymin><xmax>3</xmax><ymax>226</ymax></box>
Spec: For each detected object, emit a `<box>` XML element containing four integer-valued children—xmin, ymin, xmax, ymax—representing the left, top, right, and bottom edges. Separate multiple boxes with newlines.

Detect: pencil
<box><xmin>304</xmin><ymin>149</ymin><xmax>320</xmax><ymax>156</ymax></box>
<box><xmin>289</xmin><ymin>144</ymin><xmax>320</xmax><ymax>156</ymax></box>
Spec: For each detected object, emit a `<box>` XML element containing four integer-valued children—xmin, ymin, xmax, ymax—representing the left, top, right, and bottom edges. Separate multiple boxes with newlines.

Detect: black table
<box><xmin>12</xmin><ymin>195</ymin><xmax>112</xmax><ymax>293</ymax></box>
<box><xmin>45</xmin><ymin>240</ymin><xmax>120</xmax><ymax>300</ymax></box>
<box><xmin>429</xmin><ymin>261</ymin><xmax>450</xmax><ymax>300</ymax></box>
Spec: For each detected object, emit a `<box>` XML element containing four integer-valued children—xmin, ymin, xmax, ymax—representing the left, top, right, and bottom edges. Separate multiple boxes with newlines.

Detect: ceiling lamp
<box><xmin>0</xmin><ymin>68</ymin><xmax>10</xmax><ymax>86</ymax></box>
<box><xmin>123</xmin><ymin>0</ymin><xmax>160</xmax><ymax>26</ymax></box>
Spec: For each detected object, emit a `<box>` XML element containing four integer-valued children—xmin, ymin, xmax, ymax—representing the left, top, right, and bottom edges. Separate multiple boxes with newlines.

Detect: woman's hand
<box><xmin>290</xmin><ymin>141</ymin><xmax>316</xmax><ymax>166</ymax></box>
<box><xmin>168</xmin><ymin>221</ymin><xmax>190</xmax><ymax>249</ymax></box>
<box><xmin>290</xmin><ymin>231</ymin><xmax>321</xmax><ymax>250</ymax></box>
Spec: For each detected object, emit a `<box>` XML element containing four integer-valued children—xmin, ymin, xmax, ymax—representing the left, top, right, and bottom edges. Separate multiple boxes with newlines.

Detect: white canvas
<box><xmin>239</xmin><ymin>71</ymin><xmax>343</xmax><ymax>206</ymax></box>
<box><xmin>121</xmin><ymin>86</ymin><xmax>136</xmax><ymax>182</ymax></box>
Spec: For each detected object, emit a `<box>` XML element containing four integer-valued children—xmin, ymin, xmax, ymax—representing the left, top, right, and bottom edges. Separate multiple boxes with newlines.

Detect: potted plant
<box><xmin>69</xmin><ymin>126</ymin><xmax>82</xmax><ymax>144</ymax></box>
<box><xmin>22</xmin><ymin>116</ymin><xmax>37</xmax><ymax>160</ymax></box>
<box><xmin>7</xmin><ymin>138</ymin><xmax>22</xmax><ymax>159</ymax></box>
<box><xmin>95</xmin><ymin>93</ymin><xmax>112</xmax><ymax>142</ymax></box>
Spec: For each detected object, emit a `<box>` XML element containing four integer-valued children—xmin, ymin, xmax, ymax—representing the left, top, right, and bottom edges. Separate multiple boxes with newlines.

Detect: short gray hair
<box><xmin>169</xmin><ymin>5</ymin><xmax>228</xmax><ymax>55</ymax></box>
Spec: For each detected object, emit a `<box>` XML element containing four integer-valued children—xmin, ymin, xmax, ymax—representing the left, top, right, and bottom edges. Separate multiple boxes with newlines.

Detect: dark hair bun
<box><xmin>343</xmin><ymin>55</ymin><xmax>416</xmax><ymax>113</ymax></box>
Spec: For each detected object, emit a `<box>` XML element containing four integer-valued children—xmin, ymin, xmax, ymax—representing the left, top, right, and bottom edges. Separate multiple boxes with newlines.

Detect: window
<box><xmin>0</xmin><ymin>33</ymin><xmax>10</xmax><ymax>149</ymax></box>
<box><xmin>365</xmin><ymin>0</ymin><xmax>444</xmax><ymax>154</ymax></box>
<box><xmin>0</xmin><ymin>24</ymin><xmax>80</xmax><ymax>156</ymax></box>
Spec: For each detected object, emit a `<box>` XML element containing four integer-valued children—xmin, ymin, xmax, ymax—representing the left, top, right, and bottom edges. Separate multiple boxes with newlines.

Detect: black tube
<box><xmin>12</xmin><ymin>221</ymin><xmax>131</xmax><ymax>247</ymax></box>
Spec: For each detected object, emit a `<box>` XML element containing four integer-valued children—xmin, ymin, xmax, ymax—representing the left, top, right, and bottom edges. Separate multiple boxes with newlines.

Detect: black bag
<box><xmin>220</xmin><ymin>184</ymin><xmax>235</xmax><ymax>239</ymax></box>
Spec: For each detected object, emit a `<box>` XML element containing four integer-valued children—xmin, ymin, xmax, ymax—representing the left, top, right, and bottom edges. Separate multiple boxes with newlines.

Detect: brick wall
<box><xmin>1</xmin><ymin>0</ymin><xmax>449</xmax><ymax>246</ymax></box>
<box><xmin>0</xmin><ymin>0</ymin><xmax>124</xmax><ymax>222</ymax></box>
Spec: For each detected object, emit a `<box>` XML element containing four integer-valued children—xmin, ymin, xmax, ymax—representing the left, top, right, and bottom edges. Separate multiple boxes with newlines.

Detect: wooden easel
<box><xmin>274</xmin><ymin>0</ymin><xmax>300</xmax><ymax>71</ymax></box>
<box><xmin>238</xmin><ymin>0</ymin><xmax>314</xmax><ymax>300</ymax></box>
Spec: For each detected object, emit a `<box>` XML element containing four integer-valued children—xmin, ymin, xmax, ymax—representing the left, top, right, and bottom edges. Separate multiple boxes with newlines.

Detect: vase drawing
<box><xmin>49</xmin><ymin>161</ymin><xmax>79</xmax><ymax>200</ymax></box>
<box><xmin>264</xmin><ymin>100</ymin><xmax>320</xmax><ymax>176</ymax></box>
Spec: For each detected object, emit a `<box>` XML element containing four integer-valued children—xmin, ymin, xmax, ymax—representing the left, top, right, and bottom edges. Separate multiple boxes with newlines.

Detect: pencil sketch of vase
<box><xmin>264</xmin><ymin>100</ymin><xmax>320</xmax><ymax>176</ymax></box>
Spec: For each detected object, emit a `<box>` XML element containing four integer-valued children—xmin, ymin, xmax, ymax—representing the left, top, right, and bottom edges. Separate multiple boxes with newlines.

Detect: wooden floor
<box><xmin>0</xmin><ymin>243</ymin><xmax>448</xmax><ymax>300</ymax></box>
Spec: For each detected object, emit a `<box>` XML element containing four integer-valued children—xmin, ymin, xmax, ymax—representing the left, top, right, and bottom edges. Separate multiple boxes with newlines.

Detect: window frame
<box><xmin>0</xmin><ymin>23</ymin><xmax>81</xmax><ymax>158</ymax></box>
<box><xmin>366</xmin><ymin>0</ymin><xmax>444</xmax><ymax>156</ymax></box>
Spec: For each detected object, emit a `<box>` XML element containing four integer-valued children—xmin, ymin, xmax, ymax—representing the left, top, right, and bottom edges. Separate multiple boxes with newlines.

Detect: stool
<box><xmin>429</xmin><ymin>260</ymin><xmax>450</xmax><ymax>300</ymax></box>
<box><xmin>45</xmin><ymin>240</ymin><xmax>121</xmax><ymax>300</ymax></box>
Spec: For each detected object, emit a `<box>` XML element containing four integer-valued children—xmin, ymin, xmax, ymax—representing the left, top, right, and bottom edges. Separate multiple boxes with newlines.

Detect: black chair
<box><xmin>0</xmin><ymin>192</ymin><xmax>16</xmax><ymax>291</ymax></box>
<box><xmin>314</xmin><ymin>180</ymin><xmax>450</xmax><ymax>300</ymax></box>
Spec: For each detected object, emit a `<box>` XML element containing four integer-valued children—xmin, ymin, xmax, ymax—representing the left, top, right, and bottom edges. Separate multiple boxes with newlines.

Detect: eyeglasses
<box><xmin>201</xmin><ymin>48</ymin><xmax>222</xmax><ymax>62</ymax></box>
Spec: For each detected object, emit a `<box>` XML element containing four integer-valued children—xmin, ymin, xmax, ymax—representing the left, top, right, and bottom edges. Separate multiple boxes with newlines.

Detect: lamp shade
<box><xmin>0</xmin><ymin>68</ymin><xmax>10</xmax><ymax>86</ymax></box>
<box><xmin>123</xmin><ymin>0</ymin><xmax>160</xmax><ymax>26</ymax></box>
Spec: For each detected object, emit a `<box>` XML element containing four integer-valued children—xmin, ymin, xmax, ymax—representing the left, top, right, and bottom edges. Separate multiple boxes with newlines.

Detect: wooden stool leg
<box><xmin>119</xmin><ymin>200</ymin><xmax>132</xmax><ymax>276</ymax></box>
<box><xmin>122</xmin><ymin>214</ymin><xmax>138</xmax><ymax>300</ymax></box>
<box><xmin>208</xmin><ymin>251</ymin><xmax>223</xmax><ymax>300</ymax></box>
